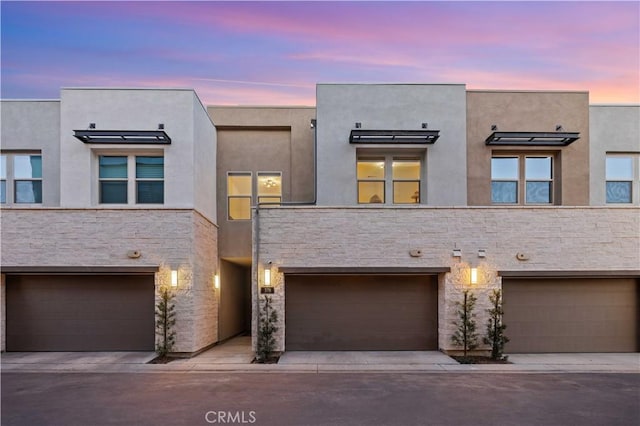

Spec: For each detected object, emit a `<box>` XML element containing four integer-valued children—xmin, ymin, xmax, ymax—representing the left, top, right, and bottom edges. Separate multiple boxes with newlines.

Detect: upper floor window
<box><xmin>99</xmin><ymin>155</ymin><xmax>164</xmax><ymax>204</ymax></box>
<box><xmin>491</xmin><ymin>155</ymin><xmax>553</xmax><ymax>204</ymax></box>
<box><xmin>227</xmin><ymin>171</ymin><xmax>283</xmax><ymax>220</ymax></box>
<box><xmin>227</xmin><ymin>172</ymin><xmax>252</xmax><ymax>220</ymax></box>
<box><xmin>257</xmin><ymin>172</ymin><xmax>282</xmax><ymax>204</ymax></box>
<box><xmin>357</xmin><ymin>156</ymin><xmax>422</xmax><ymax>204</ymax></box>
<box><xmin>357</xmin><ymin>159</ymin><xmax>385</xmax><ymax>203</ymax></box>
<box><xmin>1</xmin><ymin>153</ymin><xmax>42</xmax><ymax>204</ymax></box>
<box><xmin>606</xmin><ymin>155</ymin><xmax>639</xmax><ymax>204</ymax></box>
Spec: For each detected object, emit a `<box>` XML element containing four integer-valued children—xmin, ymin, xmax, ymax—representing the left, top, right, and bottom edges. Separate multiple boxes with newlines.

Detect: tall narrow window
<box><xmin>99</xmin><ymin>156</ymin><xmax>128</xmax><ymax>204</ymax></box>
<box><xmin>257</xmin><ymin>172</ymin><xmax>282</xmax><ymax>204</ymax></box>
<box><xmin>0</xmin><ymin>155</ymin><xmax>6</xmax><ymax>204</ymax></box>
<box><xmin>606</xmin><ymin>156</ymin><xmax>633</xmax><ymax>203</ymax></box>
<box><xmin>227</xmin><ymin>172</ymin><xmax>252</xmax><ymax>220</ymax></box>
<box><xmin>14</xmin><ymin>154</ymin><xmax>42</xmax><ymax>203</ymax></box>
<box><xmin>136</xmin><ymin>156</ymin><xmax>164</xmax><ymax>204</ymax></box>
<box><xmin>491</xmin><ymin>157</ymin><xmax>519</xmax><ymax>204</ymax></box>
<box><xmin>393</xmin><ymin>159</ymin><xmax>421</xmax><ymax>203</ymax></box>
<box><xmin>525</xmin><ymin>156</ymin><xmax>553</xmax><ymax>204</ymax></box>
<box><xmin>357</xmin><ymin>159</ymin><xmax>385</xmax><ymax>203</ymax></box>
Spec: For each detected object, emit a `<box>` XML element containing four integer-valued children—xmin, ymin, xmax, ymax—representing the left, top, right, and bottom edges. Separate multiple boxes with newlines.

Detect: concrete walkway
<box><xmin>2</xmin><ymin>336</ymin><xmax>639</xmax><ymax>373</ymax></box>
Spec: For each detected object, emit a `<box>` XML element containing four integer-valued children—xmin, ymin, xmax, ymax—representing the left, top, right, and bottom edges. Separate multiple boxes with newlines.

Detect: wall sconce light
<box><xmin>171</xmin><ymin>270</ymin><xmax>178</xmax><ymax>287</ymax></box>
<box><xmin>263</xmin><ymin>268</ymin><xmax>271</xmax><ymax>286</ymax></box>
<box><xmin>310</xmin><ymin>119</ymin><xmax>316</xmax><ymax>129</ymax></box>
<box><xmin>355</xmin><ymin>122</ymin><xmax>362</xmax><ymax>129</ymax></box>
<box><xmin>470</xmin><ymin>267</ymin><xmax>478</xmax><ymax>285</ymax></box>
<box><xmin>478</xmin><ymin>249</ymin><xmax>486</xmax><ymax>258</ymax></box>
<box><xmin>214</xmin><ymin>274</ymin><xmax>220</xmax><ymax>289</ymax></box>
<box><xmin>452</xmin><ymin>248</ymin><xmax>462</xmax><ymax>258</ymax></box>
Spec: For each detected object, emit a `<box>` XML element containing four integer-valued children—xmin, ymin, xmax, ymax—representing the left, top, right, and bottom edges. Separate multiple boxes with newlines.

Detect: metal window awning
<box><xmin>485</xmin><ymin>131</ymin><xmax>579</xmax><ymax>146</ymax></box>
<box><xmin>73</xmin><ymin>130</ymin><xmax>172</xmax><ymax>144</ymax></box>
<box><xmin>350</xmin><ymin>129</ymin><xmax>440</xmax><ymax>144</ymax></box>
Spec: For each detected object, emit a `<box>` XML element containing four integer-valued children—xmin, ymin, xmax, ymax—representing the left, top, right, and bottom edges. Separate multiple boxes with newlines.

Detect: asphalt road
<box><xmin>1</xmin><ymin>372</ymin><xmax>638</xmax><ymax>426</ymax></box>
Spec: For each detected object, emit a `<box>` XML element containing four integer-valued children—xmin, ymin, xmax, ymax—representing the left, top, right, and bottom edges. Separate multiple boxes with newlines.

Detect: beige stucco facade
<box><xmin>466</xmin><ymin>90</ymin><xmax>591</xmax><ymax>206</ymax></box>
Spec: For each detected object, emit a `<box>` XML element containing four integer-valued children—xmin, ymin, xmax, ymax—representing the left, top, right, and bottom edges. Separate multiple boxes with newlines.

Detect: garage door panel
<box><xmin>7</xmin><ymin>275</ymin><xmax>155</xmax><ymax>351</ymax></box>
<box><xmin>503</xmin><ymin>278</ymin><xmax>638</xmax><ymax>353</ymax></box>
<box><xmin>285</xmin><ymin>275</ymin><xmax>437</xmax><ymax>351</ymax></box>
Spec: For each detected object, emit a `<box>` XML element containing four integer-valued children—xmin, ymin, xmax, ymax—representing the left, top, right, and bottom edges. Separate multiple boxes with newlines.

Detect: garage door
<box><xmin>503</xmin><ymin>278</ymin><xmax>638</xmax><ymax>353</ymax></box>
<box><xmin>6</xmin><ymin>275</ymin><xmax>155</xmax><ymax>351</ymax></box>
<box><xmin>285</xmin><ymin>275</ymin><xmax>438</xmax><ymax>351</ymax></box>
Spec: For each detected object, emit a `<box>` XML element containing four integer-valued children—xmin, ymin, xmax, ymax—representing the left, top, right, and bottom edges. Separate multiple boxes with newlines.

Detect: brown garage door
<box><xmin>503</xmin><ymin>278</ymin><xmax>638</xmax><ymax>353</ymax></box>
<box><xmin>285</xmin><ymin>274</ymin><xmax>438</xmax><ymax>351</ymax></box>
<box><xmin>6</xmin><ymin>275</ymin><xmax>155</xmax><ymax>351</ymax></box>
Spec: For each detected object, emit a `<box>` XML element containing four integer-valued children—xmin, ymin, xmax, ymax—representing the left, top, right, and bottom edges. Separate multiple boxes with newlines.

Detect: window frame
<box><xmin>1</xmin><ymin>152</ymin><xmax>43</xmax><ymax>205</ymax></box>
<box><xmin>357</xmin><ymin>158</ymin><xmax>386</xmax><ymax>204</ymax></box>
<box><xmin>605</xmin><ymin>154</ymin><xmax>640</xmax><ymax>204</ymax></box>
<box><xmin>227</xmin><ymin>171</ymin><xmax>253</xmax><ymax>221</ymax></box>
<box><xmin>357</xmin><ymin>155</ymin><xmax>423</xmax><ymax>205</ymax></box>
<box><xmin>491</xmin><ymin>153</ymin><xmax>555</xmax><ymax>205</ymax></box>
<box><xmin>257</xmin><ymin>171</ymin><xmax>282</xmax><ymax>205</ymax></box>
<box><xmin>96</xmin><ymin>153</ymin><xmax>164</xmax><ymax>206</ymax></box>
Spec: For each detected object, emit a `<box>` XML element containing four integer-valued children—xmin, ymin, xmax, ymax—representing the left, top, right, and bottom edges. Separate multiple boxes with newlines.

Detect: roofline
<box><xmin>0</xmin><ymin>99</ymin><xmax>60</xmax><ymax>102</ymax></box>
<box><xmin>590</xmin><ymin>103</ymin><xmax>640</xmax><ymax>107</ymax></box>
<box><xmin>467</xmin><ymin>89</ymin><xmax>589</xmax><ymax>95</ymax></box>
<box><xmin>317</xmin><ymin>83</ymin><xmax>466</xmax><ymax>87</ymax></box>
<box><xmin>207</xmin><ymin>105</ymin><xmax>315</xmax><ymax>109</ymax></box>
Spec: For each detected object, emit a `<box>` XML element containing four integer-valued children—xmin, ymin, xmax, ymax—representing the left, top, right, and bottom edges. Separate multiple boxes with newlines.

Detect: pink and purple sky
<box><xmin>1</xmin><ymin>1</ymin><xmax>639</xmax><ymax>105</ymax></box>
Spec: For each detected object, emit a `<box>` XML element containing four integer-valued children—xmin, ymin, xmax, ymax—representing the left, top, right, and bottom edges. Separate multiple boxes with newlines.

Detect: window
<box><xmin>357</xmin><ymin>159</ymin><xmax>385</xmax><ymax>203</ymax></box>
<box><xmin>257</xmin><ymin>172</ymin><xmax>282</xmax><ymax>204</ymax></box>
<box><xmin>0</xmin><ymin>155</ymin><xmax>6</xmax><ymax>204</ymax></box>
<box><xmin>227</xmin><ymin>172</ymin><xmax>252</xmax><ymax>220</ymax></box>
<box><xmin>98</xmin><ymin>155</ymin><xmax>164</xmax><ymax>204</ymax></box>
<box><xmin>1</xmin><ymin>153</ymin><xmax>42</xmax><ymax>204</ymax></box>
<box><xmin>357</xmin><ymin>156</ymin><xmax>422</xmax><ymax>204</ymax></box>
<box><xmin>136</xmin><ymin>156</ymin><xmax>164</xmax><ymax>204</ymax></box>
<box><xmin>393</xmin><ymin>160</ymin><xmax>421</xmax><ymax>203</ymax></box>
<box><xmin>491</xmin><ymin>155</ymin><xmax>553</xmax><ymax>204</ymax></box>
<box><xmin>606</xmin><ymin>155</ymin><xmax>639</xmax><ymax>204</ymax></box>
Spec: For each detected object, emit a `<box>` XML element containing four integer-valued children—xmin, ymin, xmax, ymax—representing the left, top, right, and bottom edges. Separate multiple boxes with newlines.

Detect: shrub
<box><xmin>155</xmin><ymin>286</ymin><xmax>176</xmax><ymax>357</ymax></box>
<box><xmin>451</xmin><ymin>290</ymin><xmax>479</xmax><ymax>358</ymax></box>
<box><xmin>483</xmin><ymin>289</ymin><xmax>509</xmax><ymax>360</ymax></box>
<box><xmin>256</xmin><ymin>296</ymin><xmax>278</xmax><ymax>363</ymax></box>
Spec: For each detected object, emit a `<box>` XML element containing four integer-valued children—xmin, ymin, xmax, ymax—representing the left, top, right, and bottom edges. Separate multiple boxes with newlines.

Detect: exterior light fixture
<box><xmin>158</xmin><ymin>123</ymin><xmax>165</xmax><ymax>130</ymax></box>
<box><xmin>478</xmin><ymin>249</ymin><xmax>486</xmax><ymax>258</ymax></box>
<box><xmin>171</xmin><ymin>270</ymin><xmax>178</xmax><ymax>287</ymax></box>
<box><xmin>470</xmin><ymin>267</ymin><xmax>478</xmax><ymax>285</ymax></box>
<box><xmin>310</xmin><ymin>119</ymin><xmax>316</xmax><ymax>129</ymax></box>
<box><xmin>355</xmin><ymin>122</ymin><xmax>362</xmax><ymax>129</ymax></box>
<box><xmin>452</xmin><ymin>249</ymin><xmax>462</xmax><ymax>258</ymax></box>
<box><xmin>422</xmin><ymin>122</ymin><xmax>428</xmax><ymax>129</ymax></box>
<box><xmin>264</xmin><ymin>268</ymin><xmax>271</xmax><ymax>286</ymax></box>
<box><xmin>214</xmin><ymin>274</ymin><xmax>220</xmax><ymax>289</ymax></box>
<box><xmin>89</xmin><ymin>123</ymin><xmax>96</xmax><ymax>129</ymax></box>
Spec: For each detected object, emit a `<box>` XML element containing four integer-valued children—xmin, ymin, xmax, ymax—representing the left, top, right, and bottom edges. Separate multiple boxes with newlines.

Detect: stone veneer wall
<box><xmin>254</xmin><ymin>206</ymin><xmax>640</xmax><ymax>352</ymax></box>
<box><xmin>0</xmin><ymin>208</ymin><xmax>218</xmax><ymax>353</ymax></box>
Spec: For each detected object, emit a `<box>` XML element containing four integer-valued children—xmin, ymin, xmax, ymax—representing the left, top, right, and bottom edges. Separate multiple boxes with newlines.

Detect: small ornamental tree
<box><xmin>155</xmin><ymin>286</ymin><xmax>176</xmax><ymax>357</ymax></box>
<box><xmin>451</xmin><ymin>290</ymin><xmax>479</xmax><ymax>358</ymax></box>
<box><xmin>256</xmin><ymin>296</ymin><xmax>279</xmax><ymax>363</ymax></box>
<box><xmin>484</xmin><ymin>289</ymin><xmax>509</xmax><ymax>360</ymax></box>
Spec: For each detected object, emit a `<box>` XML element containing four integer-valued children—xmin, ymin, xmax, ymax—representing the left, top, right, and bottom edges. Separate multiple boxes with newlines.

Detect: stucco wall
<box><xmin>466</xmin><ymin>91</ymin><xmax>590</xmax><ymax>206</ymax></box>
<box><xmin>193</xmin><ymin>95</ymin><xmax>217</xmax><ymax>223</ymax></box>
<box><xmin>58</xmin><ymin>88</ymin><xmax>200</xmax><ymax>210</ymax></box>
<box><xmin>0</xmin><ymin>208</ymin><xmax>219</xmax><ymax>353</ymax></box>
<box><xmin>589</xmin><ymin>105</ymin><xmax>640</xmax><ymax>205</ymax></box>
<box><xmin>316</xmin><ymin>84</ymin><xmax>467</xmax><ymax>206</ymax></box>
<box><xmin>254</xmin><ymin>206</ymin><xmax>640</xmax><ymax>351</ymax></box>
<box><xmin>0</xmin><ymin>100</ymin><xmax>61</xmax><ymax>206</ymax></box>
<box><xmin>208</xmin><ymin>106</ymin><xmax>316</xmax><ymax>260</ymax></box>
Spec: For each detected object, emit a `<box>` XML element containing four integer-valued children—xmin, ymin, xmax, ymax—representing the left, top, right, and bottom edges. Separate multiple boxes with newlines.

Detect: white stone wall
<box><xmin>254</xmin><ymin>206</ymin><xmax>640</xmax><ymax>352</ymax></box>
<box><xmin>0</xmin><ymin>208</ymin><xmax>218</xmax><ymax>353</ymax></box>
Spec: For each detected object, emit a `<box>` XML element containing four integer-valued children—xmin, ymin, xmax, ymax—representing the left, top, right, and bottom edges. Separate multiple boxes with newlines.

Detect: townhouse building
<box><xmin>1</xmin><ymin>84</ymin><xmax>638</xmax><ymax>355</ymax></box>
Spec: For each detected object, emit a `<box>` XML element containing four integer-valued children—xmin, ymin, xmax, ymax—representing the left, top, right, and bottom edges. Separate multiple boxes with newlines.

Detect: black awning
<box><xmin>350</xmin><ymin>129</ymin><xmax>440</xmax><ymax>144</ymax></box>
<box><xmin>73</xmin><ymin>130</ymin><xmax>171</xmax><ymax>144</ymax></box>
<box><xmin>485</xmin><ymin>131</ymin><xmax>579</xmax><ymax>146</ymax></box>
